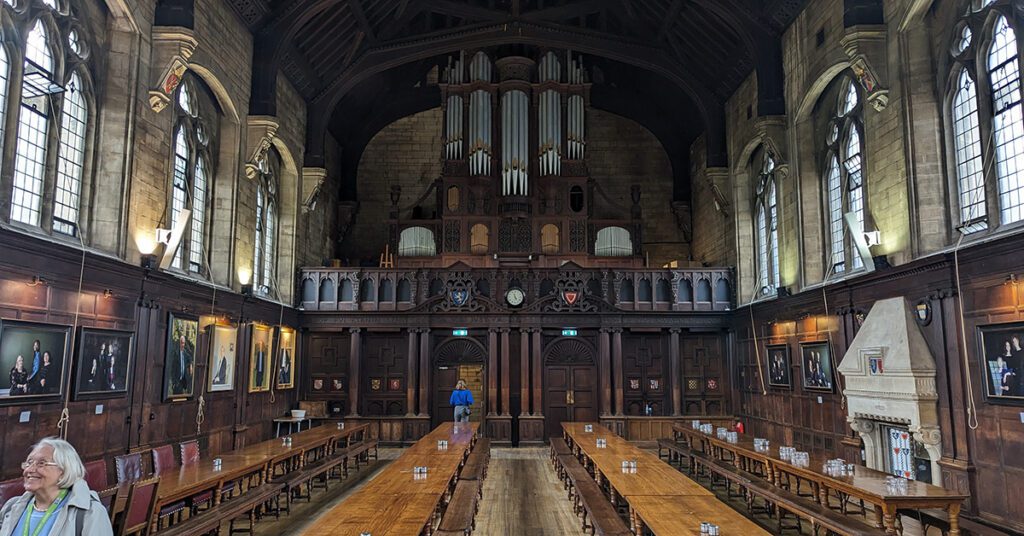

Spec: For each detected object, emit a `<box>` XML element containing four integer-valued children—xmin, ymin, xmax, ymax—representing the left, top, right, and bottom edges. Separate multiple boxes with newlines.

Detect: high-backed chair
<box><xmin>151</xmin><ymin>444</ymin><xmax>178</xmax><ymax>474</ymax></box>
<box><xmin>0</xmin><ymin>477</ymin><xmax>25</xmax><ymax>505</ymax></box>
<box><xmin>178</xmin><ymin>440</ymin><xmax>217</xmax><ymax>509</ymax></box>
<box><xmin>121</xmin><ymin>476</ymin><xmax>160</xmax><ymax>536</ymax></box>
<box><xmin>97</xmin><ymin>485</ymin><xmax>120</xmax><ymax>530</ymax></box>
<box><xmin>84</xmin><ymin>458</ymin><xmax>109</xmax><ymax>490</ymax></box>
<box><xmin>179</xmin><ymin>440</ymin><xmax>200</xmax><ymax>466</ymax></box>
<box><xmin>114</xmin><ymin>452</ymin><xmax>143</xmax><ymax>484</ymax></box>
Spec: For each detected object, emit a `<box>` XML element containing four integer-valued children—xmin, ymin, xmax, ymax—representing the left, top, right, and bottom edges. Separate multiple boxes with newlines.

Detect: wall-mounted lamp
<box><xmin>140</xmin><ymin>254</ymin><xmax>158</xmax><ymax>271</ymax></box>
<box><xmin>863</xmin><ymin>230</ymin><xmax>882</xmax><ymax>247</ymax></box>
<box><xmin>241</xmin><ymin>284</ymin><xmax>254</xmax><ymax>297</ymax></box>
<box><xmin>27</xmin><ymin>275</ymin><xmax>48</xmax><ymax>287</ymax></box>
<box><xmin>102</xmin><ymin>289</ymin><xmax>114</xmax><ymax>299</ymax></box>
<box><xmin>1007</xmin><ymin>274</ymin><xmax>1018</xmax><ymax>286</ymax></box>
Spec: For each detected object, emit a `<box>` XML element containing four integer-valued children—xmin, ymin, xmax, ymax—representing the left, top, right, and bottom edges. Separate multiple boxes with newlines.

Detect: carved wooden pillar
<box><xmin>612</xmin><ymin>328</ymin><xmax>624</xmax><ymax>416</ymax></box>
<box><xmin>670</xmin><ymin>328</ymin><xmax>682</xmax><ymax>416</ymax></box>
<box><xmin>599</xmin><ymin>328</ymin><xmax>611</xmax><ymax>416</ymax></box>
<box><xmin>500</xmin><ymin>328</ymin><xmax>511</xmax><ymax>416</ymax></box>
<box><xmin>418</xmin><ymin>329</ymin><xmax>430</xmax><ymax>417</ymax></box>
<box><xmin>532</xmin><ymin>329</ymin><xmax>543</xmax><ymax>416</ymax></box>
<box><xmin>348</xmin><ymin>328</ymin><xmax>362</xmax><ymax>417</ymax></box>
<box><xmin>520</xmin><ymin>328</ymin><xmax>530</xmax><ymax>416</ymax></box>
<box><xmin>406</xmin><ymin>328</ymin><xmax>419</xmax><ymax>416</ymax></box>
<box><xmin>488</xmin><ymin>328</ymin><xmax>498</xmax><ymax>416</ymax></box>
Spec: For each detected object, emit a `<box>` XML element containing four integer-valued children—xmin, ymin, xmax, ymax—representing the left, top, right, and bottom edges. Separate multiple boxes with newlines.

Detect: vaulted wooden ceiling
<box><xmin>222</xmin><ymin>0</ymin><xmax>807</xmax><ymax>197</ymax></box>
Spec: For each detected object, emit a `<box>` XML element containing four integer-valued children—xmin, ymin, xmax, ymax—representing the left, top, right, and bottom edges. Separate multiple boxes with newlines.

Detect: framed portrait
<box><xmin>207</xmin><ymin>324</ymin><xmax>237</xmax><ymax>392</ymax></box>
<box><xmin>276</xmin><ymin>327</ymin><xmax>296</xmax><ymax>390</ymax></box>
<box><xmin>74</xmin><ymin>327</ymin><xmax>134</xmax><ymax>399</ymax></box>
<box><xmin>0</xmin><ymin>319</ymin><xmax>71</xmax><ymax>404</ymax></box>
<box><xmin>765</xmin><ymin>344</ymin><xmax>792</xmax><ymax>389</ymax></box>
<box><xmin>164</xmin><ymin>314</ymin><xmax>198</xmax><ymax>400</ymax></box>
<box><xmin>800</xmin><ymin>341</ymin><xmax>834</xmax><ymax>392</ymax></box>
<box><xmin>978</xmin><ymin>322</ymin><xmax>1024</xmax><ymax>403</ymax></box>
<box><xmin>248</xmin><ymin>324</ymin><xmax>275</xmax><ymax>393</ymax></box>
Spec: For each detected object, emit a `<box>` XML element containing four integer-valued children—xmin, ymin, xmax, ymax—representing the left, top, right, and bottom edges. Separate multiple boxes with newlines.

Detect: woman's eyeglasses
<box><xmin>21</xmin><ymin>460</ymin><xmax>59</xmax><ymax>470</ymax></box>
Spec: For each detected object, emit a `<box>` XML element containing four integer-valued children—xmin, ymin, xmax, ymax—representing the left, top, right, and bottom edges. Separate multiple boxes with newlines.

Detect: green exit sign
<box><xmin>452</xmin><ymin>328</ymin><xmax>469</xmax><ymax>337</ymax></box>
<box><xmin>562</xmin><ymin>329</ymin><xmax>578</xmax><ymax>337</ymax></box>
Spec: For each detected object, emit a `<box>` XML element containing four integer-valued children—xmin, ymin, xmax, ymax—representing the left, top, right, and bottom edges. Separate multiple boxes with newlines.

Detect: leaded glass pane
<box><xmin>54</xmin><ymin>73</ymin><xmax>87</xmax><ymax>236</ymax></box>
<box><xmin>840</xmin><ymin>80</ymin><xmax>859</xmax><ymax>116</ymax></box>
<box><xmin>170</xmin><ymin>129</ymin><xmax>189</xmax><ymax>269</ymax></box>
<box><xmin>952</xmin><ymin>69</ymin><xmax>987</xmax><ymax>229</ymax></box>
<box><xmin>826</xmin><ymin>155</ymin><xmax>845</xmax><ymax>273</ymax></box>
<box><xmin>844</xmin><ymin>128</ymin><xmax>864</xmax><ymax>270</ymax></box>
<box><xmin>25</xmin><ymin>21</ymin><xmax>52</xmax><ymax>74</ymax></box>
<box><xmin>768</xmin><ymin>181</ymin><xmax>779</xmax><ymax>291</ymax></box>
<box><xmin>988</xmin><ymin>16</ymin><xmax>1024</xmax><ymax>224</ymax></box>
<box><xmin>189</xmin><ymin>157</ymin><xmax>208</xmax><ymax>272</ymax></box>
<box><xmin>756</xmin><ymin>205</ymin><xmax>768</xmax><ymax>293</ymax></box>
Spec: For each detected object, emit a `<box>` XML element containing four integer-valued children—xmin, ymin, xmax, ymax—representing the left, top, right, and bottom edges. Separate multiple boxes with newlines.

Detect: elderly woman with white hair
<box><xmin>0</xmin><ymin>437</ymin><xmax>113</xmax><ymax>536</ymax></box>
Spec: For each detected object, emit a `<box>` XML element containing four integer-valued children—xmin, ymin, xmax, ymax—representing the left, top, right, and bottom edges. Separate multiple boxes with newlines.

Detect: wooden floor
<box><xmin>474</xmin><ymin>448</ymin><xmax>585</xmax><ymax>536</ymax></box>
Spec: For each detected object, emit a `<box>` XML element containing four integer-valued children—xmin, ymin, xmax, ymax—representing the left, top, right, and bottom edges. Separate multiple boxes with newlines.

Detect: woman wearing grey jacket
<box><xmin>0</xmin><ymin>437</ymin><xmax>113</xmax><ymax>536</ymax></box>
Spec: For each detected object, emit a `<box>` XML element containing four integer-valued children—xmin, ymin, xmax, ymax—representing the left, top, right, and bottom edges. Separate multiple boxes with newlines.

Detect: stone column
<box><xmin>406</xmin><ymin>328</ymin><xmax>419</xmax><ymax>416</ymax></box>
<box><xmin>348</xmin><ymin>328</ymin><xmax>362</xmax><ymax>417</ymax></box>
<box><xmin>532</xmin><ymin>329</ymin><xmax>543</xmax><ymax>416</ymax></box>
<box><xmin>520</xmin><ymin>328</ymin><xmax>530</xmax><ymax>416</ymax></box>
<box><xmin>500</xmin><ymin>328</ymin><xmax>511</xmax><ymax>416</ymax></box>
<box><xmin>612</xmin><ymin>328</ymin><xmax>624</xmax><ymax>416</ymax></box>
<box><xmin>670</xmin><ymin>328</ymin><xmax>682</xmax><ymax>416</ymax></box>
<box><xmin>488</xmin><ymin>328</ymin><xmax>498</xmax><ymax>416</ymax></box>
<box><xmin>598</xmin><ymin>328</ymin><xmax>611</xmax><ymax>416</ymax></box>
<box><xmin>418</xmin><ymin>329</ymin><xmax>431</xmax><ymax>417</ymax></box>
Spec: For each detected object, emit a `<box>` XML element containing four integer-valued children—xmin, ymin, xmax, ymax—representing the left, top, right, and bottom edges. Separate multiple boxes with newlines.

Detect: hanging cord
<box><xmin>57</xmin><ymin>190</ymin><xmax>90</xmax><ymax>439</ymax></box>
<box><xmin>265</xmin><ymin>265</ymin><xmax>289</xmax><ymax>405</ymax></box>
<box><xmin>743</xmin><ymin>273</ymin><xmax>769</xmax><ymax>396</ymax></box>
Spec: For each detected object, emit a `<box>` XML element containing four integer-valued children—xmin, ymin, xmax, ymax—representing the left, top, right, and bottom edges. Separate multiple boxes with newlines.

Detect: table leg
<box><xmin>947</xmin><ymin>503</ymin><xmax>962</xmax><ymax>536</ymax></box>
<box><xmin>816</xmin><ymin>482</ymin><xmax>827</xmax><ymax>505</ymax></box>
<box><xmin>276</xmin><ymin>422</ymin><xmax>281</xmax><ymax>438</ymax></box>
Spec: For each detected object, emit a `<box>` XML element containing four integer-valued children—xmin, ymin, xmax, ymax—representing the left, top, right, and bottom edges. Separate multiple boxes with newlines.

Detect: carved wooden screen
<box><xmin>304</xmin><ymin>333</ymin><xmax>350</xmax><ymax>418</ymax></box>
<box><xmin>681</xmin><ymin>335</ymin><xmax>727</xmax><ymax>415</ymax></box>
<box><xmin>621</xmin><ymin>333</ymin><xmax>668</xmax><ymax>415</ymax></box>
<box><xmin>362</xmin><ymin>333</ymin><xmax>408</xmax><ymax>416</ymax></box>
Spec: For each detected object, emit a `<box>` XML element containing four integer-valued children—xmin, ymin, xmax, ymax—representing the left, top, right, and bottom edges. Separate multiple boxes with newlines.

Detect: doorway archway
<box><xmin>543</xmin><ymin>338</ymin><xmax>598</xmax><ymax>439</ymax></box>
<box><xmin>433</xmin><ymin>337</ymin><xmax>487</xmax><ymax>428</ymax></box>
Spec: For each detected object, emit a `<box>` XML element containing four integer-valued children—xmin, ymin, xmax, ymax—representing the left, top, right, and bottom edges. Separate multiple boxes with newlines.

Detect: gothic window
<box><xmin>822</xmin><ymin>77</ymin><xmax>866</xmax><ymax>275</ymax></box>
<box><xmin>6</xmin><ymin>3</ymin><xmax>94</xmax><ymax>237</ymax></box>
<box><xmin>253</xmin><ymin>147</ymin><xmax>280</xmax><ymax>296</ymax></box>
<box><xmin>754</xmin><ymin>149</ymin><xmax>780</xmax><ymax>297</ymax></box>
<box><xmin>948</xmin><ymin>6</ymin><xmax>1024</xmax><ymax>233</ymax></box>
<box><xmin>170</xmin><ymin>74</ymin><xmax>219</xmax><ymax>275</ymax></box>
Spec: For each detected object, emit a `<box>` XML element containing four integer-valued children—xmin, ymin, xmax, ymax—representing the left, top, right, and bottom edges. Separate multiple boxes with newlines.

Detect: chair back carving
<box><xmin>0</xmin><ymin>477</ymin><xmax>25</xmax><ymax>504</ymax></box>
<box><xmin>114</xmin><ymin>452</ymin><xmax>143</xmax><ymax>483</ymax></box>
<box><xmin>84</xmin><ymin>458</ymin><xmax>109</xmax><ymax>490</ymax></box>
<box><xmin>122</xmin><ymin>476</ymin><xmax>160</xmax><ymax>536</ymax></box>
<box><xmin>152</xmin><ymin>445</ymin><xmax>177</xmax><ymax>474</ymax></box>
<box><xmin>179</xmin><ymin>440</ymin><xmax>200</xmax><ymax>466</ymax></box>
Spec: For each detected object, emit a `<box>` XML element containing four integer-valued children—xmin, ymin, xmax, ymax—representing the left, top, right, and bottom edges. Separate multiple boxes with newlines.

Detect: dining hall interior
<box><xmin>0</xmin><ymin>0</ymin><xmax>1023</xmax><ymax>534</ymax></box>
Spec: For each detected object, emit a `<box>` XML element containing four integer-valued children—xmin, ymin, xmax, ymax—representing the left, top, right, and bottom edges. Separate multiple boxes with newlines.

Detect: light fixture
<box><xmin>27</xmin><ymin>275</ymin><xmax>47</xmax><ymax>287</ymax></box>
<box><xmin>863</xmin><ymin>230</ymin><xmax>882</xmax><ymax>247</ymax></box>
<box><xmin>102</xmin><ymin>289</ymin><xmax>113</xmax><ymax>299</ymax></box>
<box><xmin>241</xmin><ymin>284</ymin><xmax>254</xmax><ymax>297</ymax></box>
<box><xmin>140</xmin><ymin>254</ymin><xmax>158</xmax><ymax>271</ymax></box>
<box><xmin>237</xmin><ymin>267</ymin><xmax>253</xmax><ymax>286</ymax></box>
<box><xmin>1007</xmin><ymin>274</ymin><xmax>1019</xmax><ymax>286</ymax></box>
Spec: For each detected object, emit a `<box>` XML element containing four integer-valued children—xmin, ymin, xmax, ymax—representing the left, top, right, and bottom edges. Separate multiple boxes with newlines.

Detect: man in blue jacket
<box><xmin>450</xmin><ymin>380</ymin><xmax>474</xmax><ymax>422</ymax></box>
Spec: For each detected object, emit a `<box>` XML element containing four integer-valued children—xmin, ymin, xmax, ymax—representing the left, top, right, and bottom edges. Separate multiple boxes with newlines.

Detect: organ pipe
<box><xmin>502</xmin><ymin>89</ymin><xmax>529</xmax><ymax>195</ymax></box>
<box><xmin>445</xmin><ymin>95</ymin><xmax>463</xmax><ymax>160</ymax></box>
<box><xmin>538</xmin><ymin>90</ymin><xmax>560</xmax><ymax>176</ymax></box>
<box><xmin>568</xmin><ymin>95</ymin><xmax>585</xmax><ymax>160</ymax></box>
<box><xmin>469</xmin><ymin>89</ymin><xmax>491</xmax><ymax>175</ymax></box>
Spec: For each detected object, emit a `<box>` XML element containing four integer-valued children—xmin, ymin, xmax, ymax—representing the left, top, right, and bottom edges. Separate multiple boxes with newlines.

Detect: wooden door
<box><xmin>544</xmin><ymin>365</ymin><xmax>598</xmax><ymax>439</ymax></box>
<box><xmin>434</xmin><ymin>364</ymin><xmax>485</xmax><ymax>426</ymax></box>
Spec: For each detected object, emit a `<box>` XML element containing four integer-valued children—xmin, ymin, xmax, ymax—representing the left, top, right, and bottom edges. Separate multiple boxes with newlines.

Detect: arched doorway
<box><xmin>543</xmin><ymin>338</ymin><xmax>598</xmax><ymax>439</ymax></box>
<box><xmin>433</xmin><ymin>337</ymin><xmax>487</xmax><ymax>427</ymax></box>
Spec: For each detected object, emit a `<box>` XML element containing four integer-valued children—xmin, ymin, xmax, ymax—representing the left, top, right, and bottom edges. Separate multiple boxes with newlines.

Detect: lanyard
<box><xmin>21</xmin><ymin>489</ymin><xmax>67</xmax><ymax>536</ymax></box>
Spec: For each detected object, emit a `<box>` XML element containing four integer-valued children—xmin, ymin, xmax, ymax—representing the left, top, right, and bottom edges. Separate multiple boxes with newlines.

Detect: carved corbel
<box><xmin>705</xmin><ymin>167</ymin><xmax>731</xmax><ymax>217</ymax></box>
<box><xmin>841</xmin><ymin>26</ymin><xmax>890</xmax><ymax>112</ymax></box>
<box><xmin>244</xmin><ymin>116</ymin><xmax>280</xmax><ymax>180</ymax></box>
<box><xmin>336</xmin><ymin>201</ymin><xmax>358</xmax><ymax>246</ymax></box>
<box><xmin>670</xmin><ymin>201</ymin><xmax>692</xmax><ymax>243</ymax></box>
<box><xmin>753</xmin><ymin>115</ymin><xmax>789</xmax><ymax>164</ymax></box>
<box><xmin>301</xmin><ymin>167</ymin><xmax>327</xmax><ymax>214</ymax></box>
<box><xmin>148</xmin><ymin>27</ymin><xmax>198</xmax><ymax>113</ymax></box>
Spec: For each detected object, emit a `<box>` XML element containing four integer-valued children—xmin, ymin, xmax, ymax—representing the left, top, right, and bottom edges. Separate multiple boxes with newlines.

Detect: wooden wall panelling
<box><xmin>361</xmin><ymin>332</ymin><xmax>407</xmax><ymax>416</ymax></box>
<box><xmin>621</xmin><ymin>331</ymin><xmax>668</xmax><ymax>415</ymax></box>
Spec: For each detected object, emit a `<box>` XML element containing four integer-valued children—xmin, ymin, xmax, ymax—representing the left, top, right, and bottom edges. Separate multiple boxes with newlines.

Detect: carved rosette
<box><xmin>148</xmin><ymin>27</ymin><xmax>198</xmax><ymax>113</ymax></box>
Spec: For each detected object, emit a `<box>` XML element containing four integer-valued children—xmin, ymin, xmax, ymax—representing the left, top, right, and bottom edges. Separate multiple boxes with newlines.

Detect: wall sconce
<box><xmin>140</xmin><ymin>254</ymin><xmax>158</xmax><ymax>271</ymax></box>
<box><xmin>241</xmin><ymin>284</ymin><xmax>254</xmax><ymax>297</ymax></box>
<box><xmin>863</xmin><ymin>230</ymin><xmax>882</xmax><ymax>247</ymax></box>
<box><xmin>102</xmin><ymin>289</ymin><xmax>113</xmax><ymax>299</ymax></box>
<box><xmin>27</xmin><ymin>275</ymin><xmax>48</xmax><ymax>287</ymax></box>
<box><xmin>1006</xmin><ymin>274</ymin><xmax>1018</xmax><ymax>286</ymax></box>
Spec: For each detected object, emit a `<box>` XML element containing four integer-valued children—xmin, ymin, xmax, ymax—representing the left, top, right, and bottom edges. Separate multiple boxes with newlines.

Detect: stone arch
<box><xmin>795</xmin><ymin>62</ymin><xmax>852</xmax><ymax>123</ymax></box>
<box><xmin>102</xmin><ymin>0</ymin><xmax>142</xmax><ymax>33</ymax></box>
<box><xmin>434</xmin><ymin>337</ymin><xmax>487</xmax><ymax>365</ymax></box>
<box><xmin>543</xmin><ymin>337</ymin><xmax>596</xmax><ymax>365</ymax></box>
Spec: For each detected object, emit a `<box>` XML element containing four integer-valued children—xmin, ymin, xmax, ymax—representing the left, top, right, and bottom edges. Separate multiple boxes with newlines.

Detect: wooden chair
<box><xmin>179</xmin><ymin>440</ymin><xmax>200</xmax><ymax>466</ymax></box>
<box><xmin>97</xmin><ymin>485</ymin><xmax>120</xmax><ymax>531</ymax></box>
<box><xmin>151</xmin><ymin>446</ymin><xmax>187</xmax><ymax>528</ymax></box>
<box><xmin>84</xmin><ymin>458</ymin><xmax>109</xmax><ymax>491</ymax></box>
<box><xmin>178</xmin><ymin>440</ymin><xmax>218</xmax><ymax>510</ymax></box>
<box><xmin>121</xmin><ymin>476</ymin><xmax>161</xmax><ymax>536</ymax></box>
<box><xmin>114</xmin><ymin>452</ymin><xmax>143</xmax><ymax>484</ymax></box>
<box><xmin>0</xmin><ymin>477</ymin><xmax>25</xmax><ymax>505</ymax></box>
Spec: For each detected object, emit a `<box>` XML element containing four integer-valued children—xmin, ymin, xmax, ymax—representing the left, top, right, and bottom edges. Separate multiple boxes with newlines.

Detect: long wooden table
<box><xmin>143</xmin><ymin>423</ymin><xmax>369</xmax><ymax>532</ymax></box>
<box><xmin>302</xmin><ymin>422</ymin><xmax>479</xmax><ymax>536</ymax></box>
<box><xmin>563</xmin><ymin>423</ymin><xmax>771</xmax><ymax>535</ymax></box>
<box><xmin>672</xmin><ymin>423</ymin><xmax>968</xmax><ymax>535</ymax></box>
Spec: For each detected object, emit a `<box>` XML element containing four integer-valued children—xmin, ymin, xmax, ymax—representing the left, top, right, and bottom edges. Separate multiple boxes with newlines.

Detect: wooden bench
<box><xmin>437</xmin><ymin>480</ymin><xmax>482</xmax><ymax>535</ymax></box>
<box><xmin>460</xmin><ymin>438</ymin><xmax>491</xmax><ymax>482</ymax></box>
<box><xmin>160</xmin><ymin>482</ymin><xmax>285</xmax><ymax>536</ymax></box>
<box><xmin>343</xmin><ymin>438</ymin><xmax>379</xmax><ymax>472</ymax></box>
<box><xmin>901</xmin><ymin>508</ymin><xmax>1012</xmax><ymax>536</ymax></box>
<box><xmin>557</xmin><ymin>452</ymin><xmax>630</xmax><ymax>536</ymax></box>
<box><xmin>678</xmin><ymin>442</ymin><xmax>886</xmax><ymax>536</ymax></box>
<box><xmin>656</xmin><ymin>438</ymin><xmax>691</xmax><ymax>470</ymax></box>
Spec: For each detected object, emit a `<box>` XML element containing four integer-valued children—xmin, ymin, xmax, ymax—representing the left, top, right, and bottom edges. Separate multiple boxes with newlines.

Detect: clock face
<box><xmin>505</xmin><ymin>288</ymin><xmax>525</xmax><ymax>307</ymax></box>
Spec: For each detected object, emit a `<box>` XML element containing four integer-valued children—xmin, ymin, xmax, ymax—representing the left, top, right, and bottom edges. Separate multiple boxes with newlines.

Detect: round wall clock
<box><xmin>505</xmin><ymin>287</ymin><xmax>525</xmax><ymax>307</ymax></box>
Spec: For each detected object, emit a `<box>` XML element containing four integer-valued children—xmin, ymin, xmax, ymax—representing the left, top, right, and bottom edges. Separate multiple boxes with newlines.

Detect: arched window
<box><xmin>822</xmin><ymin>77</ymin><xmax>865</xmax><ymax>275</ymax></box>
<box><xmin>541</xmin><ymin>223</ymin><xmax>559</xmax><ymax>254</ymax></box>
<box><xmin>948</xmin><ymin>7</ymin><xmax>1024</xmax><ymax>232</ymax></box>
<box><xmin>754</xmin><ymin>149</ymin><xmax>780</xmax><ymax>296</ymax></box>
<box><xmin>6</xmin><ymin>5</ymin><xmax>94</xmax><ymax>237</ymax></box>
<box><xmin>253</xmin><ymin>147</ymin><xmax>280</xmax><ymax>296</ymax></box>
<box><xmin>170</xmin><ymin>75</ymin><xmax>219</xmax><ymax>274</ymax></box>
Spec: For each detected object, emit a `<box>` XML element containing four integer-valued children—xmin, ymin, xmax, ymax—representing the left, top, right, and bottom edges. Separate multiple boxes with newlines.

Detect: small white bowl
<box><xmin>290</xmin><ymin>409</ymin><xmax>306</xmax><ymax>419</ymax></box>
